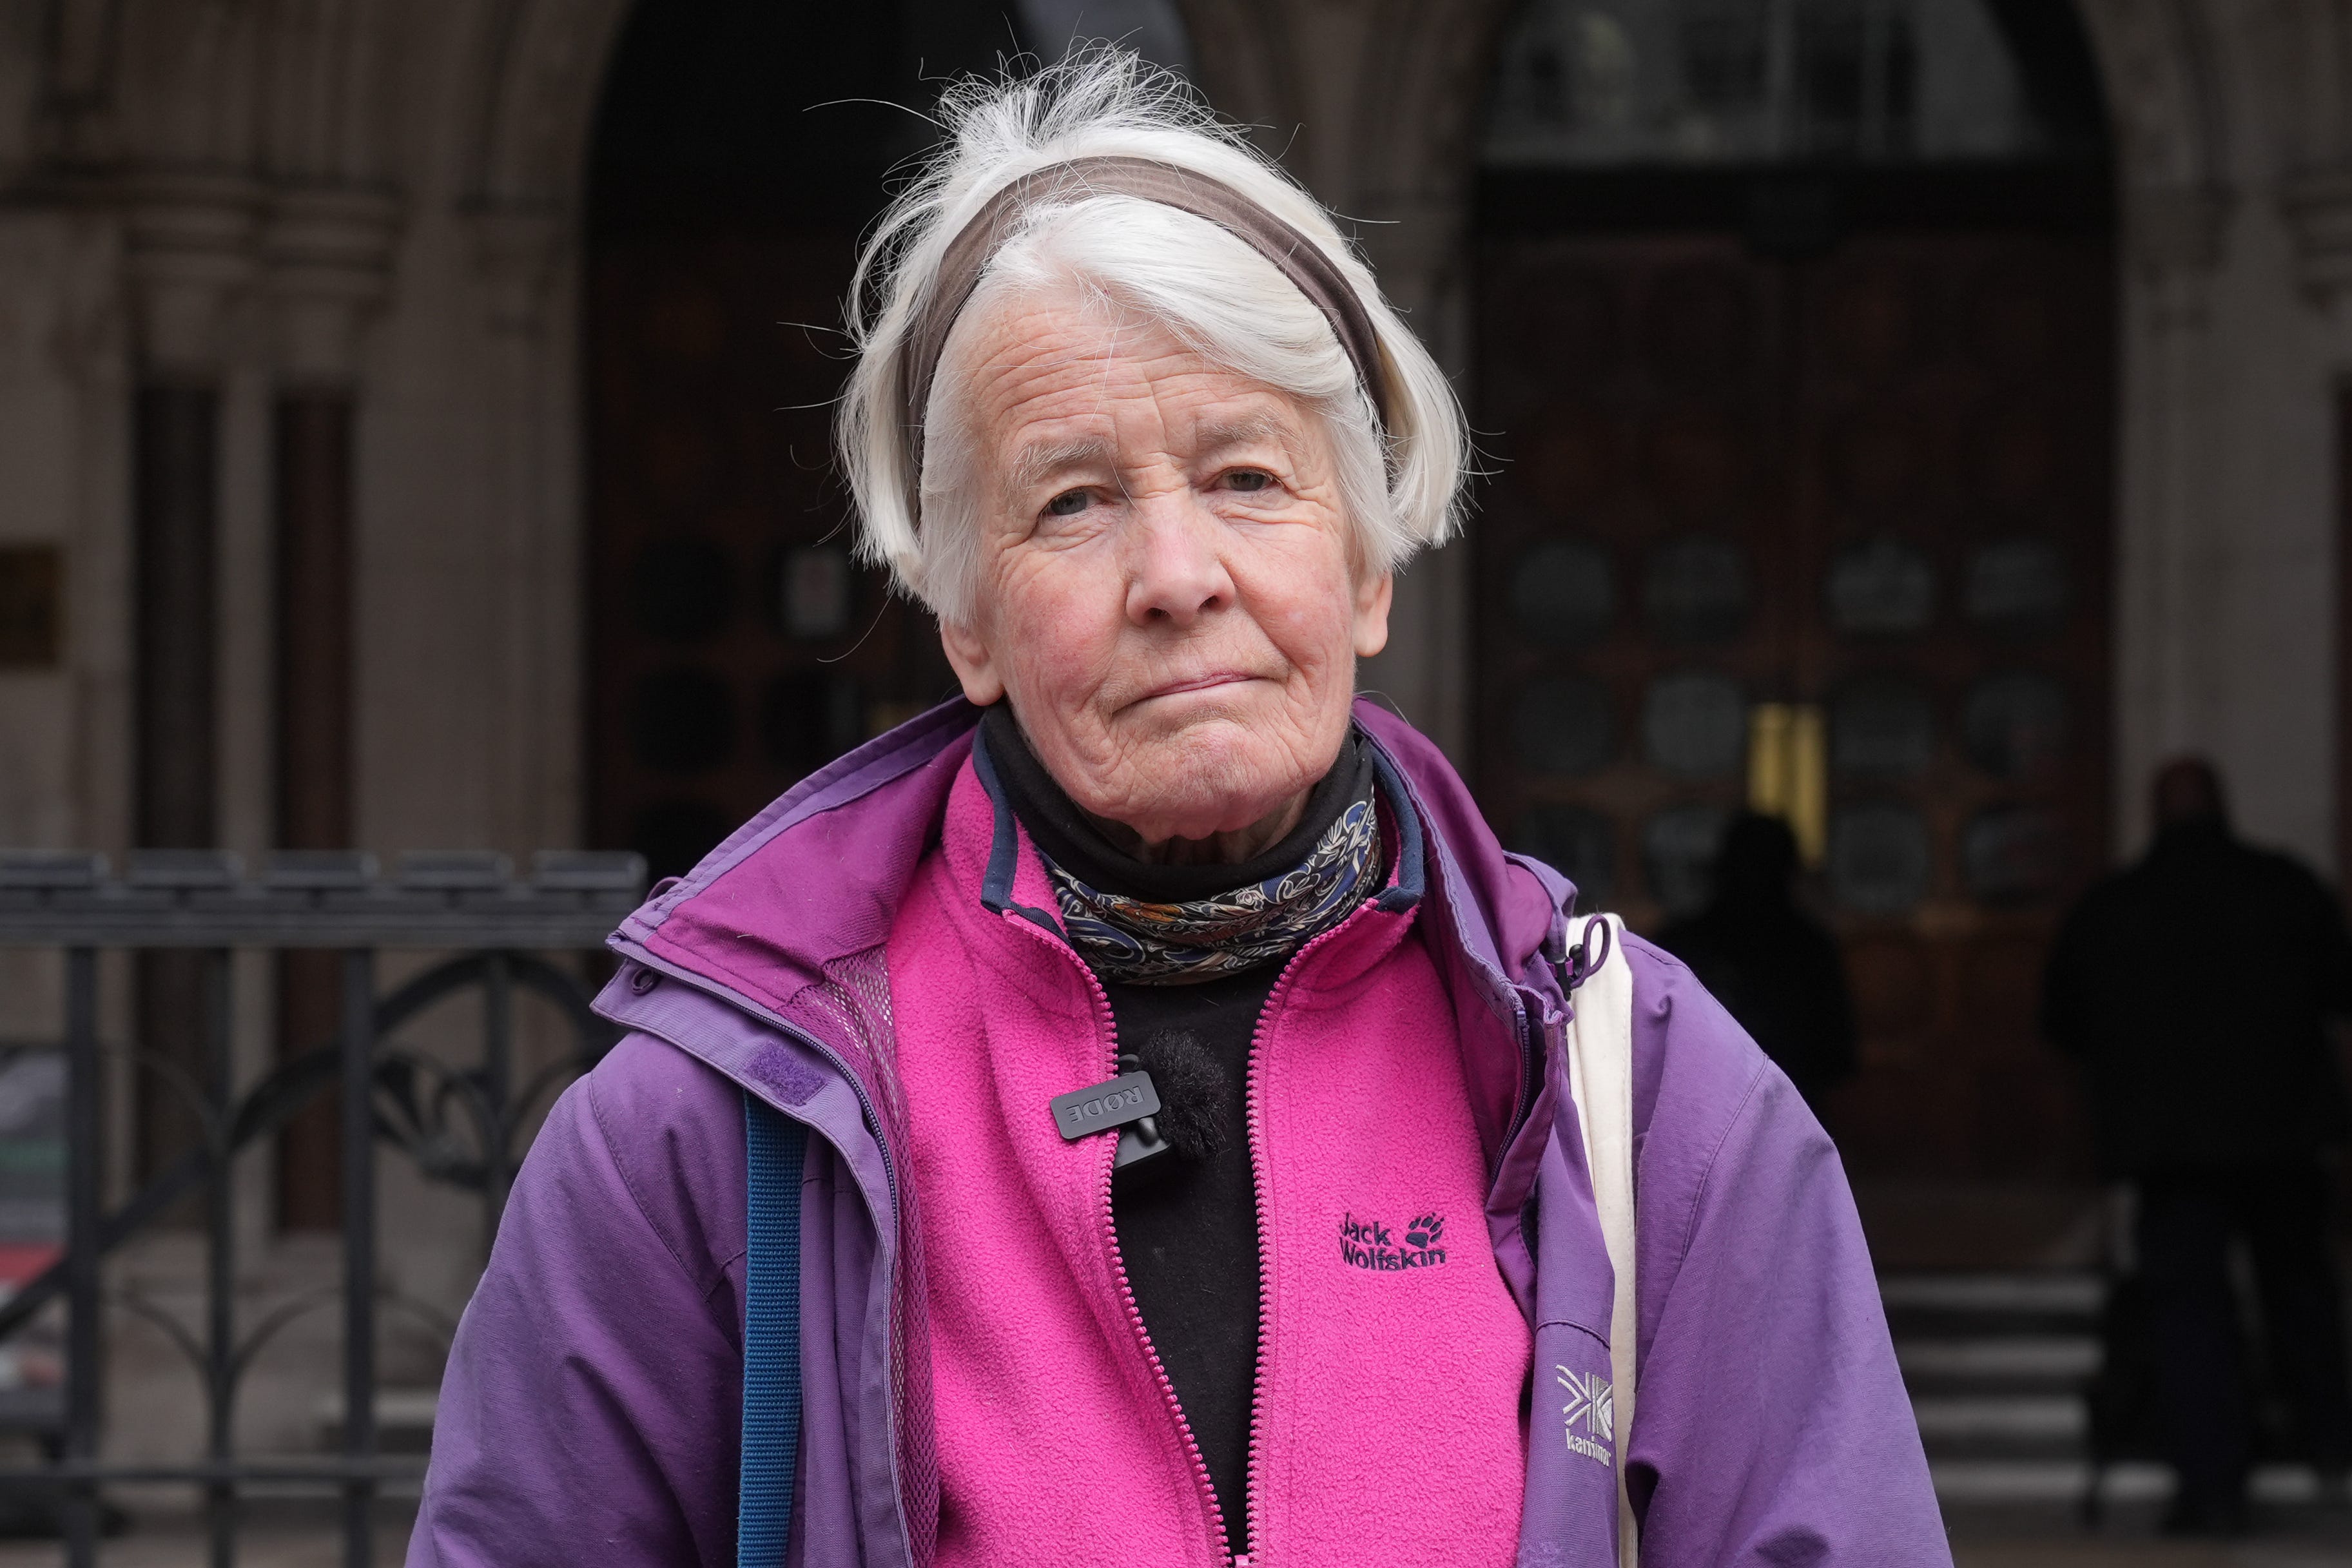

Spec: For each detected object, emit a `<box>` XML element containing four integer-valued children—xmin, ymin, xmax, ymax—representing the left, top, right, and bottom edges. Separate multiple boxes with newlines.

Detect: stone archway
<box><xmin>447</xmin><ymin>0</ymin><xmax>2259</xmax><ymax>857</ymax></box>
<box><xmin>19</xmin><ymin>0</ymin><xmax>2250</xmax><ymax>887</ymax></box>
<box><xmin>1328</xmin><ymin>0</ymin><xmax>2248</xmax><ymax>849</ymax></box>
<box><xmin>458</xmin><ymin>0</ymin><xmax>638</xmax><ymax>218</ymax></box>
<box><xmin>450</xmin><ymin>0</ymin><xmax>1519</xmax><ymax>773</ymax></box>
<box><xmin>1450</xmin><ymin>2</ymin><xmax>2124</xmax><ymax>1184</ymax></box>
<box><xmin>456</xmin><ymin>0</ymin><xmax>1348</xmax><ymax>876</ymax></box>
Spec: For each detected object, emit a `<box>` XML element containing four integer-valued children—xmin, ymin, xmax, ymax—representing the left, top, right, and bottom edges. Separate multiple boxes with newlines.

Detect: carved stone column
<box><xmin>1353</xmin><ymin>193</ymin><xmax>1475</xmax><ymax>764</ymax></box>
<box><xmin>2275</xmin><ymin>0</ymin><xmax>2352</xmax><ymax>305</ymax></box>
<box><xmin>2114</xmin><ymin>180</ymin><xmax>2230</xmax><ymax>851</ymax></box>
<box><xmin>2285</xmin><ymin>172</ymin><xmax>2352</xmax><ymax>303</ymax></box>
<box><xmin>124</xmin><ymin>174</ymin><xmax>258</xmax><ymax>1185</ymax></box>
<box><xmin>266</xmin><ymin>187</ymin><xmax>396</xmax><ymax>1228</ymax></box>
<box><xmin>469</xmin><ymin>205</ymin><xmax>581</xmax><ymax>855</ymax></box>
<box><xmin>2281</xmin><ymin>169</ymin><xmax>2352</xmax><ymax>889</ymax></box>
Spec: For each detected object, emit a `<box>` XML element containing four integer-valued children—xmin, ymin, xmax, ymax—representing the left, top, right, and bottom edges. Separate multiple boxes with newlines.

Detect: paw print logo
<box><xmin>1405</xmin><ymin>1214</ymin><xmax>1445</xmax><ymax>1250</ymax></box>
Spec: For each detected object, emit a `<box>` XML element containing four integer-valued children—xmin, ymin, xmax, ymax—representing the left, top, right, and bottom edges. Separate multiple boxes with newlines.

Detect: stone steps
<box><xmin>1932</xmin><ymin>1458</ymin><xmax>2337</xmax><ymax>1505</ymax></box>
<box><xmin>1882</xmin><ymin>1270</ymin><xmax>2349</xmax><ymax>1511</ymax></box>
<box><xmin>1883</xmin><ymin>1270</ymin><xmax>2112</xmax><ymax>1504</ymax></box>
<box><xmin>1898</xmin><ymin>1335</ymin><xmax>2102</xmax><ymax>1392</ymax></box>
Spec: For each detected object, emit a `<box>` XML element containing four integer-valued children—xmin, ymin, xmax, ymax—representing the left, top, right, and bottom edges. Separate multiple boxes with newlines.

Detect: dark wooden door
<box><xmin>1475</xmin><ymin>229</ymin><xmax>2114</xmax><ymax>1178</ymax></box>
<box><xmin>588</xmin><ymin>229</ymin><xmax>955</xmax><ymax>880</ymax></box>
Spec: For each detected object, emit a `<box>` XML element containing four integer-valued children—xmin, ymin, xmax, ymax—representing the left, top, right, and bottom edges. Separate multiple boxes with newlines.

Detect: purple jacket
<box><xmin>407</xmin><ymin>700</ymin><xmax>1949</xmax><ymax>1566</ymax></box>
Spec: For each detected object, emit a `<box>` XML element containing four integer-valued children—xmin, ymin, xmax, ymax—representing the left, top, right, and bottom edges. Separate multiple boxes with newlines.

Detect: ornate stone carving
<box><xmin>2077</xmin><ymin>0</ymin><xmax>2233</xmax><ymax>198</ymax></box>
<box><xmin>2076</xmin><ymin>1</ymin><xmax>2236</xmax><ymax>322</ymax></box>
<box><xmin>463</xmin><ymin>0</ymin><xmax>636</xmax><ymax>210</ymax></box>
<box><xmin>1347</xmin><ymin>0</ymin><xmax>1506</xmax><ymax>213</ymax></box>
<box><xmin>2264</xmin><ymin>0</ymin><xmax>2352</xmax><ymax>302</ymax></box>
<box><xmin>2128</xmin><ymin>181</ymin><xmax>2235</xmax><ymax>276</ymax></box>
<box><xmin>2283</xmin><ymin>170</ymin><xmax>2352</xmax><ymax>301</ymax></box>
<box><xmin>121</xmin><ymin>171</ymin><xmax>262</xmax><ymax>374</ymax></box>
<box><xmin>465</xmin><ymin>204</ymin><xmax>567</xmax><ymax>338</ymax></box>
<box><xmin>264</xmin><ymin>185</ymin><xmax>400</xmax><ymax>383</ymax></box>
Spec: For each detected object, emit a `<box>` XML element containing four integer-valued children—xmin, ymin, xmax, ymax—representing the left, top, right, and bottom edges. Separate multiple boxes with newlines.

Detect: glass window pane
<box><xmin>1644</xmin><ymin>534</ymin><xmax>1751</xmax><ymax>643</ymax></box>
<box><xmin>1484</xmin><ymin>0</ymin><xmax>2052</xmax><ymax>169</ymax></box>
<box><xmin>1965</xmin><ymin>536</ymin><xmax>2068</xmax><ymax>639</ymax></box>
<box><xmin>1511</xmin><ymin>538</ymin><xmax>1617</xmax><ymax>644</ymax></box>
<box><xmin>1832</xmin><ymin>673</ymin><xmax>1935</xmax><ymax>777</ymax></box>
<box><xmin>1514</xmin><ymin>675</ymin><xmax>1617</xmax><ymax>775</ymax></box>
<box><xmin>1829</xmin><ymin>800</ymin><xmax>1932</xmax><ymax>913</ymax></box>
<box><xmin>1826</xmin><ymin>536</ymin><xmax>1936</xmax><ymax>635</ymax></box>
<box><xmin>1963</xmin><ymin>804</ymin><xmax>2067</xmax><ymax>904</ymax></box>
<box><xmin>1644</xmin><ymin>804</ymin><xmax>1730</xmax><ymax>916</ymax></box>
<box><xmin>1510</xmin><ymin>805</ymin><xmax>1617</xmax><ymax>904</ymax></box>
<box><xmin>1642</xmin><ymin>672</ymin><xmax>1747</xmax><ymax>779</ymax></box>
<box><xmin>1961</xmin><ymin>670</ymin><xmax>2068</xmax><ymax>779</ymax></box>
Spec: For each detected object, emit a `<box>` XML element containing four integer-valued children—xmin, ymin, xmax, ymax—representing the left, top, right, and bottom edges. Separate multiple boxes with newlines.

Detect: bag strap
<box><xmin>1559</xmin><ymin>914</ymin><xmax>1638</xmax><ymax>1567</ymax></box>
<box><xmin>739</xmin><ymin>1091</ymin><xmax>809</xmax><ymax>1567</ymax></box>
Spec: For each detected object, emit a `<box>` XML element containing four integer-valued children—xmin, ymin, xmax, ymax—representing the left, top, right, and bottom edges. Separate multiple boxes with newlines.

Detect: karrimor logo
<box><xmin>1556</xmin><ymin>1366</ymin><xmax>1614</xmax><ymax>1467</ymax></box>
<box><xmin>1338</xmin><ymin>1212</ymin><xmax>1446</xmax><ymax>1270</ymax></box>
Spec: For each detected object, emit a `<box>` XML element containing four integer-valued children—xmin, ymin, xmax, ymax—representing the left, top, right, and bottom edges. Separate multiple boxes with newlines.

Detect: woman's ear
<box><xmin>1352</xmin><ymin>570</ymin><xmax>1394</xmax><ymax>659</ymax></box>
<box><xmin>939</xmin><ymin>618</ymin><xmax>1006</xmax><ymax>706</ymax></box>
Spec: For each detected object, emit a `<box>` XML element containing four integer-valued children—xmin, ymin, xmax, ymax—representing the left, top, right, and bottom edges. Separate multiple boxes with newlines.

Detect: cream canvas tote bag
<box><xmin>1561</xmin><ymin>914</ymin><xmax>1638</xmax><ymax>1567</ymax></box>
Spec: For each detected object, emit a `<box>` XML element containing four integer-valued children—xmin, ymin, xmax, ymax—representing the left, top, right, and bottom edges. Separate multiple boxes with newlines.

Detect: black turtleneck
<box><xmin>979</xmin><ymin>701</ymin><xmax>1376</xmax><ymax>902</ymax></box>
<box><xmin>978</xmin><ymin>703</ymin><xmax>1372</xmax><ymax>1555</ymax></box>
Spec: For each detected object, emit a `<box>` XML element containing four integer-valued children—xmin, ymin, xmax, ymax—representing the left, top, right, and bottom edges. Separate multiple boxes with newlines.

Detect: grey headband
<box><xmin>899</xmin><ymin>155</ymin><xmax>1392</xmax><ymax>477</ymax></box>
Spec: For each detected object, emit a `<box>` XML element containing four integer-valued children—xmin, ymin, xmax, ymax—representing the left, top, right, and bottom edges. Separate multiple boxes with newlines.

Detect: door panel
<box><xmin>588</xmin><ymin>230</ymin><xmax>955</xmax><ymax>880</ymax></box>
<box><xmin>1477</xmin><ymin>229</ymin><xmax>2112</xmax><ymax>1178</ymax></box>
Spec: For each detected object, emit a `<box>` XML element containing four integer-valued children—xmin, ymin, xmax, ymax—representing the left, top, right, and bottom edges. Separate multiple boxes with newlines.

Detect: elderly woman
<box><xmin>410</xmin><ymin>54</ymin><xmax>1944</xmax><ymax>1568</ymax></box>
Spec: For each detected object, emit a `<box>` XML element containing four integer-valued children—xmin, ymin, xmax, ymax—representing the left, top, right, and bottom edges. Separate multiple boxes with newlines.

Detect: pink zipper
<box><xmin>1009</xmin><ymin>893</ymin><xmax>1383</xmax><ymax>1565</ymax></box>
<box><xmin>1239</xmin><ymin>904</ymin><xmax>1379</xmax><ymax>1566</ymax></box>
<box><xmin>1004</xmin><ymin>914</ymin><xmax>1235</xmax><ymax>1562</ymax></box>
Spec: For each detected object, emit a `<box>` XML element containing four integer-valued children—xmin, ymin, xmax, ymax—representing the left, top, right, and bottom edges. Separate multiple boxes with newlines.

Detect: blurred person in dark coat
<box><xmin>1658</xmin><ymin>811</ymin><xmax>1858</xmax><ymax>1113</ymax></box>
<box><xmin>2043</xmin><ymin>757</ymin><xmax>2352</xmax><ymax>1533</ymax></box>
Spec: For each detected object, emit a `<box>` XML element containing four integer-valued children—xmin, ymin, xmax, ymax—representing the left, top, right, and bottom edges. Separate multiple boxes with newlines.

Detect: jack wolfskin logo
<box><xmin>1339</xmin><ymin>1212</ymin><xmax>1446</xmax><ymax>1270</ymax></box>
<box><xmin>1556</xmin><ymin>1367</ymin><xmax>1615</xmax><ymax>1467</ymax></box>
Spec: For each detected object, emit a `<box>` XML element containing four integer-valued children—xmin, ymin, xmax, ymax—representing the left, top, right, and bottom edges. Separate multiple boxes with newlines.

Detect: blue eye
<box><xmin>1045</xmin><ymin>490</ymin><xmax>1090</xmax><ymax>517</ymax></box>
<box><xmin>1226</xmin><ymin>470</ymin><xmax>1272</xmax><ymax>492</ymax></box>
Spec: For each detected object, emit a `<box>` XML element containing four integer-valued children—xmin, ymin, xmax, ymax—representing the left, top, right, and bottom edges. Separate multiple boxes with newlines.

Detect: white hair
<box><xmin>836</xmin><ymin>48</ymin><xmax>1468</xmax><ymax>626</ymax></box>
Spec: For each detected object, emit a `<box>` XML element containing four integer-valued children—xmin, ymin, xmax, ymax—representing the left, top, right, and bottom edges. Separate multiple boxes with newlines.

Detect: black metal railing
<box><xmin>0</xmin><ymin>846</ymin><xmax>642</xmax><ymax>1567</ymax></box>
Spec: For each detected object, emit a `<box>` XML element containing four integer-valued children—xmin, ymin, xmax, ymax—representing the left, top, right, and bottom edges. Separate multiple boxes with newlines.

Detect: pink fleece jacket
<box><xmin>889</xmin><ymin>760</ymin><xmax>1529</xmax><ymax>1567</ymax></box>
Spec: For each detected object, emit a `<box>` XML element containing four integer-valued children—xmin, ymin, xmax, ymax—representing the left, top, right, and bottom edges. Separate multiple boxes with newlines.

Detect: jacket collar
<box><xmin>966</xmin><ymin>713</ymin><xmax>1426</xmax><ymax>921</ymax></box>
<box><xmin>599</xmin><ymin>697</ymin><xmax>1576</xmax><ymax>1239</ymax></box>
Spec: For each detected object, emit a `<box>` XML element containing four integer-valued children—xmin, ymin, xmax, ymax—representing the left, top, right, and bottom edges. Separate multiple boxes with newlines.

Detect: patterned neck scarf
<box><xmin>1044</xmin><ymin>791</ymin><xmax>1385</xmax><ymax>985</ymax></box>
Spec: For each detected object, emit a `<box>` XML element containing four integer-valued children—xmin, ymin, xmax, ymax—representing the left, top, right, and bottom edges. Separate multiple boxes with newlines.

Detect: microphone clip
<box><xmin>1047</xmin><ymin>1053</ymin><xmax>1172</xmax><ymax>1170</ymax></box>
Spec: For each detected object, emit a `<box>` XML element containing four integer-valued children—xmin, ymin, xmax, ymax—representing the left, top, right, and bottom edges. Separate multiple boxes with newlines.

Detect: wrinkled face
<box><xmin>936</xmin><ymin>293</ymin><xmax>1391</xmax><ymax>849</ymax></box>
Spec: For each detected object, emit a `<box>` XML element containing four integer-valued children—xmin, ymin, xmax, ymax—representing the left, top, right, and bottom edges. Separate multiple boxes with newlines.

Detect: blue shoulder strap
<box><xmin>739</xmin><ymin>1091</ymin><xmax>808</xmax><ymax>1567</ymax></box>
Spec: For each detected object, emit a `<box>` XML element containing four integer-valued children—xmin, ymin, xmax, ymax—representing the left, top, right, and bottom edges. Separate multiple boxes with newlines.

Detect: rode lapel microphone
<box><xmin>1047</xmin><ymin>1052</ymin><xmax>1171</xmax><ymax>1169</ymax></box>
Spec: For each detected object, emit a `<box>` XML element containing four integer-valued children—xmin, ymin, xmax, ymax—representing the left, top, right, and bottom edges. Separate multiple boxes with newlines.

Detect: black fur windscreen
<box><xmin>1132</xmin><ymin>1029</ymin><xmax>1231</xmax><ymax>1163</ymax></box>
